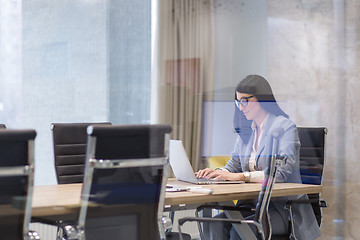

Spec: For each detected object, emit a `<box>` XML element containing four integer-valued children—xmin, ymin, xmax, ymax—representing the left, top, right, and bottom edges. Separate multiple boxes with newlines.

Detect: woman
<box><xmin>196</xmin><ymin>75</ymin><xmax>321</xmax><ymax>240</ymax></box>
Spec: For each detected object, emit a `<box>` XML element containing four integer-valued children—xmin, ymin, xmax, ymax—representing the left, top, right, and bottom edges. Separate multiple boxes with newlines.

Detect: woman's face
<box><xmin>236</xmin><ymin>92</ymin><xmax>262</xmax><ymax>121</ymax></box>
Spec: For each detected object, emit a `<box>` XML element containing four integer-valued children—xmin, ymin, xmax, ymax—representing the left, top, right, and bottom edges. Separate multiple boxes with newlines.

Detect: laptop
<box><xmin>169</xmin><ymin>140</ymin><xmax>244</xmax><ymax>185</ymax></box>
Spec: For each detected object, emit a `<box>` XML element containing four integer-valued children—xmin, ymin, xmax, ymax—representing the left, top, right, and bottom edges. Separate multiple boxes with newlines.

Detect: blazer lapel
<box><xmin>255</xmin><ymin>147</ymin><xmax>265</xmax><ymax>170</ymax></box>
<box><xmin>255</xmin><ymin>114</ymin><xmax>275</xmax><ymax>170</ymax></box>
<box><xmin>243</xmin><ymin>132</ymin><xmax>255</xmax><ymax>171</ymax></box>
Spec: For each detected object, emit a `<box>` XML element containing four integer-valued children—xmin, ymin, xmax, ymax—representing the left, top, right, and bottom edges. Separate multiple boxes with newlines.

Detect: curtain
<box><xmin>152</xmin><ymin>0</ymin><xmax>215</xmax><ymax>170</ymax></box>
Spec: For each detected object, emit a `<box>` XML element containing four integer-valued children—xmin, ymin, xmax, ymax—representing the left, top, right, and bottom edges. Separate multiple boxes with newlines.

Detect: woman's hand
<box><xmin>195</xmin><ymin>168</ymin><xmax>214</xmax><ymax>178</ymax></box>
<box><xmin>195</xmin><ymin>168</ymin><xmax>245</xmax><ymax>181</ymax></box>
<box><xmin>206</xmin><ymin>170</ymin><xmax>245</xmax><ymax>181</ymax></box>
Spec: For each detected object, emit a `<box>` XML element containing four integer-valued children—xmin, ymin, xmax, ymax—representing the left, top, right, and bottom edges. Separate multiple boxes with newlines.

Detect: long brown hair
<box><xmin>234</xmin><ymin>75</ymin><xmax>288</xmax><ymax>143</ymax></box>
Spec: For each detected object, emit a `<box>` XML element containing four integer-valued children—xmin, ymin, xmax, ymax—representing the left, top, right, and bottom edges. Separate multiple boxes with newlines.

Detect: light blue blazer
<box><xmin>223</xmin><ymin>114</ymin><xmax>321</xmax><ymax>240</ymax></box>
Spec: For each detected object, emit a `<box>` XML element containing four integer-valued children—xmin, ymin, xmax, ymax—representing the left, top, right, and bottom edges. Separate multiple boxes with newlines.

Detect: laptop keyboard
<box><xmin>196</xmin><ymin>177</ymin><xmax>226</xmax><ymax>184</ymax></box>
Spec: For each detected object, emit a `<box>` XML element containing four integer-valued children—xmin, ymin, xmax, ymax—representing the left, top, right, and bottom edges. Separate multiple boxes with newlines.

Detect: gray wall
<box><xmin>208</xmin><ymin>0</ymin><xmax>359</xmax><ymax>238</ymax></box>
<box><xmin>268</xmin><ymin>1</ymin><xmax>358</xmax><ymax>238</ymax></box>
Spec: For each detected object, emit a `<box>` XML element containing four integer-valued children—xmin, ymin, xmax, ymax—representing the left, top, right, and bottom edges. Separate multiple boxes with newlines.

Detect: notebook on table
<box><xmin>169</xmin><ymin>140</ymin><xmax>244</xmax><ymax>185</ymax></box>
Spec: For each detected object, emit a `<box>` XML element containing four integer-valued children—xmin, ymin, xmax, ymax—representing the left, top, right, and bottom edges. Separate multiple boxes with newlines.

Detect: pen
<box><xmin>166</xmin><ymin>185</ymin><xmax>213</xmax><ymax>195</ymax></box>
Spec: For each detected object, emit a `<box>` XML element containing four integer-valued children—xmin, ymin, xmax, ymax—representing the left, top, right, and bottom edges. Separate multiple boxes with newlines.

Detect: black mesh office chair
<box><xmin>282</xmin><ymin>127</ymin><xmax>328</xmax><ymax>239</ymax></box>
<box><xmin>64</xmin><ymin>124</ymin><xmax>187</xmax><ymax>240</ymax></box>
<box><xmin>178</xmin><ymin>128</ymin><xmax>286</xmax><ymax>240</ymax></box>
<box><xmin>51</xmin><ymin>122</ymin><xmax>112</xmax><ymax>184</ymax></box>
<box><xmin>0</xmin><ymin>129</ymin><xmax>40</xmax><ymax>240</ymax></box>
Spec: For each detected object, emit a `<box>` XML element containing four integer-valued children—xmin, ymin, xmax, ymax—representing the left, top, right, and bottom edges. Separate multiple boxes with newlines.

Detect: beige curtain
<box><xmin>152</xmin><ymin>0</ymin><xmax>215</xmax><ymax>170</ymax></box>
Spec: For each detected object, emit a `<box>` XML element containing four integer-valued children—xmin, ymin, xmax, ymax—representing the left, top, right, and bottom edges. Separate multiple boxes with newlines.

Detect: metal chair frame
<box><xmin>31</xmin><ymin>122</ymin><xmax>111</xmax><ymax>240</ymax></box>
<box><xmin>0</xmin><ymin>131</ymin><xmax>40</xmax><ymax>240</ymax></box>
<box><xmin>65</xmin><ymin>125</ymin><xmax>171</xmax><ymax>240</ymax></box>
<box><xmin>285</xmin><ymin>127</ymin><xmax>328</xmax><ymax>240</ymax></box>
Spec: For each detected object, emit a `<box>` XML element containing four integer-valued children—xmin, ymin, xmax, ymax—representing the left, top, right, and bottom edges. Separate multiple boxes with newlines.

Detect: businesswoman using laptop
<box><xmin>196</xmin><ymin>75</ymin><xmax>320</xmax><ymax>240</ymax></box>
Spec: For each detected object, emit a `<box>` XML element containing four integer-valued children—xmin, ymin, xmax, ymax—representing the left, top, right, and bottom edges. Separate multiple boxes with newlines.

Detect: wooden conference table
<box><xmin>32</xmin><ymin>178</ymin><xmax>322</xmax><ymax>218</ymax></box>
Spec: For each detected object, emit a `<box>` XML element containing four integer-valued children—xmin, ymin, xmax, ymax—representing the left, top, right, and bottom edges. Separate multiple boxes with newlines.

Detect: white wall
<box><xmin>202</xmin><ymin>0</ymin><xmax>267</xmax><ymax>157</ymax></box>
<box><xmin>213</xmin><ymin>0</ymin><xmax>267</xmax><ymax>101</ymax></box>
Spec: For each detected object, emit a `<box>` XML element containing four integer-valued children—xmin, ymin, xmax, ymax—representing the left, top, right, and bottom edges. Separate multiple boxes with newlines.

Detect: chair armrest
<box><xmin>179</xmin><ymin>216</ymin><xmax>246</xmax><ymax>226</ymax></box>
<box><xmin>285</xmin><ymin>199</ymin><xmax>328</xmax><ymax>208</ymax></box>
<box><xmin>194</xmin><ymin>204</ymin><xmax>255</xmax><ymax>240</ymax></box>
<box><xmin>177</xmin><ymin>217</ymin><xmax>264</xmax><ymax>240</ymax></box>
<box><xmin>285</xmin><ymin>198</ymin><xmax>327</xmax><ymax>239</ymax></box>
<box><xmin>31</xmin><ymin>216</ymin><xmax>60</xmax><ymax>226</ymax></box>
<box><xmin>196</xmin><ymin>204</ymin><xmax>254</xmax><ymax>213</ymax></box>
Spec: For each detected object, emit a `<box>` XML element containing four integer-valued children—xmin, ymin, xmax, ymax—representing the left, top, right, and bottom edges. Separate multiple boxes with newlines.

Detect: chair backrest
<box><xmin>254</xmin><ymin>127</ymin><xmax>285</xmax><ymax>240</ymax></box>
<box><xmin>298</xmin><ymin>127</ymin><xmax>327</xmax><ymax>185</ymax></box>
<box><xmin>297</xmin><ymin>127</ymin><xmax>327</xmax><ymax>226</ymax></box>
<box><xmin>0</xmin><ymin>129</ymin><xmax>37</xmax><ymax>240</ymax></box>
<box><xmin>77</xmin><ymin>124</ymin><xmax>172</xmax><ymax>240</ymax></box>
<box><xmin>51</xmin><ymin>122</ymin><xmax>111</xmax><ymax>184</ymax></box>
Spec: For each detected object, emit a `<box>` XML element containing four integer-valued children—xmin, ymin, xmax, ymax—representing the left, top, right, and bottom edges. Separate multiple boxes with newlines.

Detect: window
<box><xmin>0</xmin><ymin>0</ymin><xmax>151</xmax><ymax>185</ymax></box>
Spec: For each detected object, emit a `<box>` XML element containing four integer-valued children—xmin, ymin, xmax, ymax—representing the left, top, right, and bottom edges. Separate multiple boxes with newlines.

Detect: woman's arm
<box><xmin>275</xmin><ymin>123</ymin><xmax>300</xmax><ymax>183</ymax></box>
<box><xmin>222</xmin><ymin>136</ymin><xmax>244</xmax><ymax>173</ymax></box>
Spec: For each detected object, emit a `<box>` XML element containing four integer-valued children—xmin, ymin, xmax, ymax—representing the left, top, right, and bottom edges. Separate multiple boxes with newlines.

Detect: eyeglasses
<box><xmin>235</xmin><ymin>96</ymin><xmax>254</xmax><ymax>108</ymax></box>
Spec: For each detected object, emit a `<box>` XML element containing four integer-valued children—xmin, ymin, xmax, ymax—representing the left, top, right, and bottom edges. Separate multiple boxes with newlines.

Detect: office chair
<box><xmin>280</xmin><ymin>127</ymin><xmax>328</xmax><ymax>239</ymax></box>
<box><xmin>63</xmin><ymin>124</ymin><xmax>186</xmax><ymax>240</ymax></box>
<box><xmin>178</xmin><ymin>128</ymin><xmax>286</xmax><ymax>240</ymax></box>
<box><xmin>32</xmin><ymin>122</ymin><xmax>111</xmax><ymax>239</ymax></box>
<box><xmin>51</xmin><ymin>122</ymin><xmax>112</xmax><ymax>184</ymax></box>
<box><xmin>0</xmin><ymin>129</ymin><xmax>40</xmax><ymax>240</ymax></box>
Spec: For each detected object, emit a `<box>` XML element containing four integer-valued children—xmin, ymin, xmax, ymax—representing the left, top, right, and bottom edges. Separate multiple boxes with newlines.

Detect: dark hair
<box><xmin>233</xmin><ymin>75</ymin><xmax>288</xmax><ymax>143</ymax></box>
